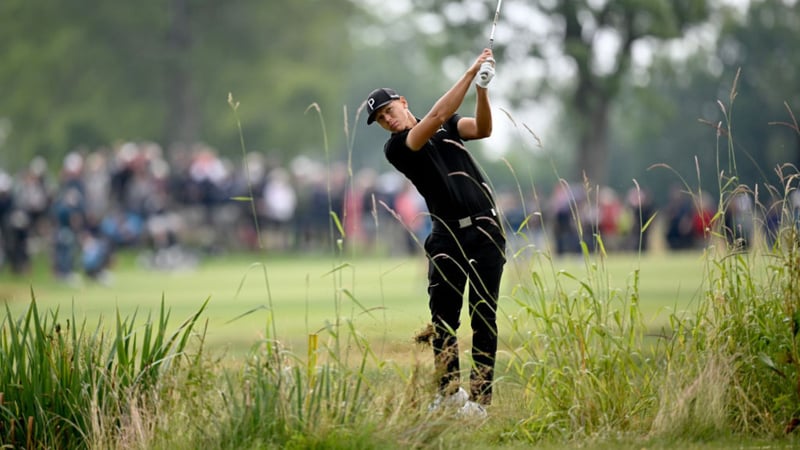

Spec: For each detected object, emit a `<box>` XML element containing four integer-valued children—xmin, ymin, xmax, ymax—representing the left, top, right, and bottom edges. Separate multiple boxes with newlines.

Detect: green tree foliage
<box><xmin>0</xmin><ymin>0</ymin><xmax>355</xmax><ymax>170</ymax></box>
<box><xmin>608</xmin><ymin>54</ymin><xmax>729</xmax><ymax>205</ymax></box>
<box><xmin>551</xmin><ymin>0</ymin><xmax>711</xmax><ymax>186</ymax></box>
<box><xmin>715</xmin><ymin>0</ymin><xmax>800</xmax><ymax>172</ymax></box>
<box><xmin>609</xmin><ymin>0</ymin><xmax>800</xmax><ymax>205</ymax></box>
<box><xmin>408</xmin><ymin>0</ymin><xmax>711</xmax><ymax>186</ymax></box>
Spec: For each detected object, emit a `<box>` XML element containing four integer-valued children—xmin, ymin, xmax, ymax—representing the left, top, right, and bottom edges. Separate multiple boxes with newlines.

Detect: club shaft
<box><xmin>488</xmin><ymin>0</ymin><xmax>502</xmax><ymax>49</ymax></box>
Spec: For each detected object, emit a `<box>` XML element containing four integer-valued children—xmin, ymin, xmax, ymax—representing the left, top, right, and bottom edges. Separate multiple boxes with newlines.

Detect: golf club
<box><xmin>480</xmin><ymin>0</ymin><xmax>503</xmax><ymax>83</ymax></box>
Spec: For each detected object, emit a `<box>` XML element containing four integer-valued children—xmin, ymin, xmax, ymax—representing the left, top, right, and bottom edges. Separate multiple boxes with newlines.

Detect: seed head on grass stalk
<box><xmin>228</xmin><ymin>92</ymin><xmax>264</xmax><ymax>251</ymax></box>
<box><xmin>305</xmin><ymin>102</ymin><xmax>343</xmax><ymax>256</ymax></box>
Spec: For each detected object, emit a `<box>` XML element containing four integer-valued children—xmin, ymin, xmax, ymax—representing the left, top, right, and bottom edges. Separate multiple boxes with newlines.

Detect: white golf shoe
<box><xmin>428</xmin><ymin>387</ymin><xmax>469</xmax><ymax>412</ymax></box>
<box><xmin>428</xmin><ymin>387</ymin><xmax>488</xmax><ymax>419</ymax></box>
<box><xmin>456</xmin><ymin>400</ymin><xmax>488</xmax><ymax>420</ymax></box>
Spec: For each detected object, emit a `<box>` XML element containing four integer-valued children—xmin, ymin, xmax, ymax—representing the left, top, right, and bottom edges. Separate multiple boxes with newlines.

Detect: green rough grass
<box><xmin>3</xmin><ymin>250</ymin><xmax>799</xmax><ymax>449</ymax></box>
<box><xmin>2</xmin><ymin>250</ymin><xmax>705</xmax><ymax>359</ymax></box>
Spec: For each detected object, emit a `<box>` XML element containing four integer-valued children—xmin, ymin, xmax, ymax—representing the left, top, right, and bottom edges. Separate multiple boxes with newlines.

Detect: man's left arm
<box><xmin>458</xmin><ymin>85</ymin><xmax>493</xmax><ymax>140</ymax></box>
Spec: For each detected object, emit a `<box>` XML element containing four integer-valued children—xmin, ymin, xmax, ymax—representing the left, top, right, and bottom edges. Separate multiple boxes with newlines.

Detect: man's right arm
<box><xmin>405</xmin><ymin>49</ymin><xmax>493</xmax><ymax>151</ymax></box>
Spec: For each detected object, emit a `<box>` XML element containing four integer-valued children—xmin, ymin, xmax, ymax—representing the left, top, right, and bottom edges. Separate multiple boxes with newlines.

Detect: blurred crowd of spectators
<box><xmin>0</xmin><ymin>141</ymin><xmax>795</xmax><ymax>285</ymax></box>
<box><xmin>0</xmin><ymin>142</ymin><xmax>429</xmax><ymax>284</ymax></box>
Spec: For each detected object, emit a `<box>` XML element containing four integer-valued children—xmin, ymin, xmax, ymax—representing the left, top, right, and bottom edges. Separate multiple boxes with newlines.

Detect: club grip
<box><xmin>478</xmin><ymin>58</ymin><xmax>495</xmax><ymax>81</ymax></box>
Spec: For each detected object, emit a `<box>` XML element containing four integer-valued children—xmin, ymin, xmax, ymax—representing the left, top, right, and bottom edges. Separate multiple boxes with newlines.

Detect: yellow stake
<box><xmin>308</xmin><ymin>333</ymin><xmax>318</xmax><ymax>387</ymax></box>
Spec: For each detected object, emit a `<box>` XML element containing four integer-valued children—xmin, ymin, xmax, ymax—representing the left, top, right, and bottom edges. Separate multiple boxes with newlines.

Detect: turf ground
<box><xmin>1</xmin><ymin>249</ymin><xmax>710</xmax><ymax>361</ymax></box>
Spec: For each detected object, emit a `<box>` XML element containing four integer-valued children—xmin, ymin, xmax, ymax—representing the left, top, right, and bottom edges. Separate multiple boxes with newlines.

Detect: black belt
<box><xmin>436</xmin><ymin>208</ymin><xmax>497</xmax><ymax>229</ymax></box>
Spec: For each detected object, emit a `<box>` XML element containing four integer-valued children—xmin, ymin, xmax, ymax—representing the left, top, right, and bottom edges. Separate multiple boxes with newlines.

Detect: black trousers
<box><xmin>424</xmin><ymin>217</ymin><xmax>506</xmax><ymax>405</ymax></box>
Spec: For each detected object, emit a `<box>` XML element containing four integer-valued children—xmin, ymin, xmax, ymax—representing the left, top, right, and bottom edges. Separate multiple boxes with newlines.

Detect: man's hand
<box><xmin>476</xmin><ymin>58</ymin><xmax>495</xmax><ymax>89</ymax></box>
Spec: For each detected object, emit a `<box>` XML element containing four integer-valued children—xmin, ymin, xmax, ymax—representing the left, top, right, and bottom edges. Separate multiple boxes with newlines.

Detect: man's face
<box><xmin>373</xmin><ymin>99</ymin><xmax>411</xmax><ymax>133</ymax></box>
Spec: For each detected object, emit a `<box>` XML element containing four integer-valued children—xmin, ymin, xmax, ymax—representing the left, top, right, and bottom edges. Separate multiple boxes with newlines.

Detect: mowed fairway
<box><xmin>1</xmin><ymin>250</ymin><xmax>711</xmax><ymax>360</ymax></box>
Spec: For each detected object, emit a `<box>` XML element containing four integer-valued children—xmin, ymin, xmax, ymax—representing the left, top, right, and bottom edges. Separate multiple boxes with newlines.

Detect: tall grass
<box><xmin>172</xmin><ymin>100</ymin><xmax>467</xmax><ymax>449</ymax></box>
<box><xmin>494</xmin><ymin>167</ymin><xmax>666</xmax><ymax>444</ymax></box>
<box><xmin>4</xmin><ymin>82</ymin><xmax>800</xmax><ymax>449</ymax></box>
<box><xmin>485</xmin><ymin>72</ymin><xmax>800</xmax><ymax>446</ymax></box>
<box><xmin>650</xmin><ymin>96</ymin><xmax>800</xmax><ymax>439</ymax></box>
<box><xmin>0</xmin><ymin>294</ymin><xmax>208</xmax><ymax>448</ymax></box>
<box><xmin>501</xmin><ymin>239</ymin><xmax>655</xmax><ymax>440</ymax></box>
<box><xmin>193</xmin><ymin>308</ymin><xmax>456</xmax><ymax>449</ymax></box>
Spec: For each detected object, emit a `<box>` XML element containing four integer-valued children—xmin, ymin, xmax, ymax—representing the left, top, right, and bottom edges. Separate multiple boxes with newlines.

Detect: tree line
<box><xmin>1</xmin><ymin>0</ymin><xmax>798</xmax><ymax>206</ymax></box>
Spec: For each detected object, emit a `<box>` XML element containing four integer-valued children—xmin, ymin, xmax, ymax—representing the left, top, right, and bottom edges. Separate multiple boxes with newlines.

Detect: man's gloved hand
<box><xmin>476</xmin><ymin>58</ymin><xmax>495</xmax><ymax>89</ymax></box>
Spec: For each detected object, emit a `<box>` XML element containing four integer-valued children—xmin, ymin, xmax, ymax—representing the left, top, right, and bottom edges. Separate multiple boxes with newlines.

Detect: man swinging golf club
<box><xmin>364</xmin><ymin>46</ymin><xmax>505</xmax><ymax>417</ymax></box>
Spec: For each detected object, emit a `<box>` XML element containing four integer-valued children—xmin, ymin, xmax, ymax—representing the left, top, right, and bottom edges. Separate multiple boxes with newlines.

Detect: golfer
<box><xmin>365</xmin><ymin>48</ymin><xmax>506</xmax><ymax>414</ymax></box>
